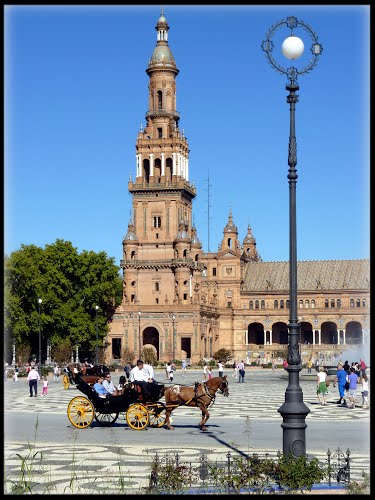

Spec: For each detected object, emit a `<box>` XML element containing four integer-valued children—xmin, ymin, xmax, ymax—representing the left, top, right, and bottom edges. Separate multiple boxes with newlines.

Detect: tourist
<box><xmin>165</xmin><ymin>362</ymin><xmax>169</xmax><ymax>380</ymax></box>
<box><xmin>202</xmin><ymin>363</ymin><xmax>208</xmax><ymax>381</ymax></box>
<box><xmin>218</xmin><ymin>360</ymin><xmax>224</xmax><ymax>378</ymax></box>
<box><xmin>181</xmin><ymin>360</ymin><xmax>187</xmax><ymax>375</ymax></box>
<box><xmin>271</xmin><ymin>358</ymin><xmax>276</xmax><ymax>373</ymax></box>
<box><xmin>143</xmin><ymin>362</ymin><xmax>156</xmax><ymax>383</ymax></box>
<box><xmin>347</xmin><ymin>367</ymin><xmax>360</xmax><ymax>409</ymax></box>
<box><xmin>13</xmin><ymin>365</ymin><xmax>19</xmax><ymax>382</ymax></box>
<box><xmin>41</xmin><ymin>375</ymin><xmax>48</xmax><ymax>396</ymax></box>
<box><xmin>232</xmin><ymin>360</ymin><xmax>238</xmax><ymax>378</ymax></box>
<box><xmin>27</xmin><ymin>366</ymin><xmax>40</xmax><ymax>397</ymax></box>
<box><xmin>4</xmin><ymin>366</ymin><xmax>7</xmax><ymax>382</ymax></box>
<box><xmin>360</xmin><ymin>373</ymin><xmax>369</xmax><ymax>408</ymax></box>
<box><xmin>207</xmin><ymin>366</ymin><xmax>213</xmax><ymax>380</ymax></box>
<box><xmin>359</xmin><ymin>358</ymin><xmax>367</xmax><ymax>375</ymax></box>
<box><xmin>124</xmin><ymin>362</ymin><xmax>132</xmax><ymax>381</ymax></box>
<box><xmin>117</xmin><ymin>375</ymin><xmax>127</xmax><ymax>390</ymax></box>
<box><xmin>316</xmin><ymin>366</ymin><xmax>328</xmax><ymax>406</ymax></box>
<box><xmin>307</xmin><ymin>358</ymin><xmax>313</xmax><ymax>374</ymax></box>
<box><xmin>335</xmin><ymin>363</ymin><xmax>348</xmax><ymax>406</ymax></box>
<box><xmin>93</xmin><ymin>376</ymin><xmax>107</xmax><ymax>398</ymax></box>
<box><xmin>343</xmin><ymin>360</ymin><xmax>350</xmax><ymax>374</ymax></box>
<box><xmin>53</xmin><ymin>365</ymin><xmax>60</xmax><ymax>382</ymax></box>
<box><xmin>283</xmin><ymin>359</ymin><xmax>288</xmax><ymax>370</ymax></box>
<box><xmin>238</xmin><ymin>360</ymin><xmax>245</xmax><ymax>383</ymax></box>
<box><xmin>102</xmin><ymin>373</ymin><xmax>117</xmax><ymax>395</ymax></box>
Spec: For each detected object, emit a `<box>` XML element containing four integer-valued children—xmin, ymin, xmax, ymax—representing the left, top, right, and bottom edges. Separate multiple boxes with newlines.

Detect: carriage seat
<box><xmin>76</xmin><ymin>378</ymin><xmax>101</xmax><ymax>403</ymax></box>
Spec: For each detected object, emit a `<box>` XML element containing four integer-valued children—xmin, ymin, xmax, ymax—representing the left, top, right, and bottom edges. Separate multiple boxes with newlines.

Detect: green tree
<box><xmin>213</xmin><ymin>348</ymin><xmax>233</xmax><ymax>363</ymax></box>
<box><xmin>4</xmin><ymin>239</ymin><xmax>123</xmax><ymax>363</ymax></box>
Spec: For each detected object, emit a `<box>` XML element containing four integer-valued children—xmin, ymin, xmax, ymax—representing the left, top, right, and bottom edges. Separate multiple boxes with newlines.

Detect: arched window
<box><xmin>330</xmin><ymin>299</ymin><xmax>335</xmax><ymax>308</ymax></box>
<box><xmin>311</xmin><ymin>299</ymin><xmax>316</xmax><ymax>308</ymax></box>
<box><xmin>155</xmin><ymin>282</ymin><xmax>159</xmax><ymax>291</ymax></box>
<box><xmin>305</xmin><ymin>300</ymin><xmax>309</xmax><ymax>308</ymax></box>
<box><xmin>157</xmin><ymin>90</ymin><xmax>163</xmax><ymax>109</ymax></box>
<box><xmin>261</xmin><ymin>300</ymin><xmax>265</xmax><ymax>309</ymax></box>
<box><xmin>195</xmin><ymin>254</ymin><xmax>199</xmax><ymax>262</ymax></box>
<box><xmin>249</xmin><ymin>301</ymin><xmax>253</xmax><ymax>310</ymax></box>
<box><xmin>362</xmin><ymin>299</ymin><xmax>366</xmax><ymax>307</ymax></box>
<box><xmin>324</xmin><ymin>299</ymin><xmax>329</xmax><ymax>308</ymax></box>
<box><xmin>356</xmin><ymin>298</ymin><xmax>361</xmax><ymax>307</ymax></box>
<box><xmin>350</xmin><ymin>298</ymin><xmax>354</xmax><ymax>307</ymax></box>
<box><xmin>280</xmin><ymin>300</ymin><xmax>284</xmax><ymax>309</ymax></box>
<box><xmin>255</xmin><ymin>300</ymin><xmax>259</xmax><ymax>309</ymax></box>
<box><xmin>274</xmin><ymin>300</ymin><xmax>278</xmax><ymax>309</ymax></box>
<box><xmin>227</xmin><ymin>238</ymin><xmax>232</xmax><ymax>248</ymax></box>
<box><xmin>337</xmin><ymin>299</ymin><xmax>341</xmax><ymax>308</ymax></box>
<box><xmin>183</xmin><ymin>249</ymin><xmax>187</xmax><ymax>258</ymax></box>
<box><xmin>286</xmin><ymin>300</ymin><xmax>290</xmax><ymax>308</ymax></box>
<box><xmin>299</xmin><ymin>299</ymin><xmax>304</xmax><ymax>308</ymax></box>
<box><xmin>131</xmin><ymin>251</ymin><xmax>136</xmax><ymax>260</ymax></box>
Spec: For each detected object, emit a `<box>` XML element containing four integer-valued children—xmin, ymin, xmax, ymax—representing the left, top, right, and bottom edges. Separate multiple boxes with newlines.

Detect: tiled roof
<box><xmin>243</xmin><ymin>259</ymin><xmax>370</xmax><ymax>292</ymax></box>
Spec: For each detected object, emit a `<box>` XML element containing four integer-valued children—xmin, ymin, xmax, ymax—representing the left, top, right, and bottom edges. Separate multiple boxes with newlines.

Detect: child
<box><xmin>207</xmin><ymin>367</ymin><xmax>213</xmax><ymax>380</ymax></box>
<box><xmin>42</xmin><ymin>375</ymin><xmax>48</xmax><ymax>396</ymax></box>
<box><xmin>117</xmin><ymin>375</ymin><xmax>126</xmax><ymax>391</ymax></box>
<box><xmin>13</xmin><ymin>366</ymin><xmax>19</xmax><ymax>382</ymax></box>
<box><xmin>361</xmin><ymin>373</ymin><xmax>369</xmax><ymax>408</ymax></box>
<box><xmin>168</xmin><ymin>364</ymin><xmax>174</xmax><ymax>382</ymax></box>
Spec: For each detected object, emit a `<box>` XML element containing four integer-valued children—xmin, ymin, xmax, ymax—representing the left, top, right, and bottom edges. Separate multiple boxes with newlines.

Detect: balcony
<box><xmin>145</xmin><ymin>109</ymin><xmax>180</xmax><ymax>120</ymax></box>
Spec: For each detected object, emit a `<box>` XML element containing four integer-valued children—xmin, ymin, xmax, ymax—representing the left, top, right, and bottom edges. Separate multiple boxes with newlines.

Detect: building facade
<box><xmin>106</xmin><ymin>13</ymin><xmax>370</xmax><ymax>365</ymax></box>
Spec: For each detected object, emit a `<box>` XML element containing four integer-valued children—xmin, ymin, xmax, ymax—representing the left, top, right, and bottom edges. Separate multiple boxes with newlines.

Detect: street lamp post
<box><xmin>95</xmin><ymin>305</ymin><xmax>99</xmax><ymax>365</ymax></box>
<box><xmin>138</xmin><ymin>311</ymin><xmax>142</xmax><ymax>359</ymax></box>
<box><xmin>38</xmin><ymin>298</ymin><xmax>42</xmax><ymax>373</ymax></box>
<box><xmin>262</xmin><ymin>16</ymin><xmax>322</xmax><ymax>457</ymax></box>
<box><xmin>172</xmin><ymin>314</ymin><xmax>176</xmax><ymax>362</ymax></box>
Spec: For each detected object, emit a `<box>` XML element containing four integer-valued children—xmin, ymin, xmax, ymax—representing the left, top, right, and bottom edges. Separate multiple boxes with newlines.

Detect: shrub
<box><xmin>213</xmin><ymin>348</ymin><xmax>232</xmax><ymax>363</ymax></box>
<box><xmin>142</xmin><ymin>347</ymin><xmax>157</xmax><ymax>366</ymax></box>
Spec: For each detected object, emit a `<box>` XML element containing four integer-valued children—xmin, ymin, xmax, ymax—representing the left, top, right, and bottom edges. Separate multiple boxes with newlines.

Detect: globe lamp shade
<box><xmin>282</xmin><ymin>36</ymin><xmax>304</xmax><ymax>60</ymax></box>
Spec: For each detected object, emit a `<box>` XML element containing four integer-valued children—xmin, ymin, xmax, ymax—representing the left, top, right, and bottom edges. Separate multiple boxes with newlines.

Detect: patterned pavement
<box><xmin>4</xmin><ymin>369</ymin><xmax>370</xmax><ymax>493</ymax></box>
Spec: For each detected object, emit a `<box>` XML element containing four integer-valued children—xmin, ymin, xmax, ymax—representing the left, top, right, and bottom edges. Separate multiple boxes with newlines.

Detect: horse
<box><xmin>163</xmin><ymin>376</ymin><xmax>229</xmax><ymax>431</ymax></box>
<box><xmin>66</xmin><ymin>363</ymin><xmax>110</xmax><ymax>385</ymax></box>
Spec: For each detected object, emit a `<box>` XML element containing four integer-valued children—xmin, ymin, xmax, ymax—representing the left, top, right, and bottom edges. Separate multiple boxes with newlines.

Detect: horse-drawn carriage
<box><xmin>66</xmin><ymin>373</ymin><xmax>229</xmax><ymax>431</ymax></box>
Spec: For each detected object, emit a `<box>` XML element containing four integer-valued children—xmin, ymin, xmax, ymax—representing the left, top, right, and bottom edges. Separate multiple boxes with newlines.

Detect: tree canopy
<box><xmin>4</xmin><ymin>239</ymin><xmax>123</xmax><ymax>363</ymax></box>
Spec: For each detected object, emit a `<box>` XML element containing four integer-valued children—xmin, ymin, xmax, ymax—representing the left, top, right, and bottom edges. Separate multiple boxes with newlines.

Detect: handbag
<box><xmin>344</xmin><ymin>376</ymin><xmax>350</xmax><ymax>390</ymax></box>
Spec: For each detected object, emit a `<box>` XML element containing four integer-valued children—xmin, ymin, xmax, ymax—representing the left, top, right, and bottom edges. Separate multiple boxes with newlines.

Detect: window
<box><xmin>156</xmin><ymin>298</ymin><xmax>159</xmax><ymax>304</ymax></box>
<box><xmin>213</xmin><ymin>267</ymin><xmax>217</xmax><ymax>276</ymax></box>
<box><xmin>325</xmin><ymin>299</ymin><xmax>329</xmax><ymax>308</ymax></box>
<box><xmin>131</xmin><ymin>251</ymin><xmax>136</xmax><ymax>259</ymax></box>
<box><xmin>183</xmin><ymin>280</ymin><xmax>188</xmax><ymax>286</ymax></box>
<box><xmin>227</xmin><ymin>301</ymin><xmax>232</xmax><ymax>308</ymax></box>
<box><xmin>356</xmin><ymin>298</ymin><xmax>361</xmax><ymax>307</ymax></box>
<box><xmin>249</xmin><ymin>300</ymin><xmax>254</xmax><ymax>310</ymax></box>
<box><xmin>131</xmin><ymin>281</ymin><xmax>136</xmax><ymax>287</ymax></box>
<box><xmin>156</xmin><ymin>233</ymin><xmax>159</xmax><ymax>239</ymax></box>
<box><xmin>183</xmin><ymin>293</ymin><xmax>188</xmax><ymax>301</ymax></box>
<box><xmin>330</xmin><ymin>299</ymin><xmax>335</xmax><ymax>308</ymax></box>
<box><xmin>157</xmin><ymin>127</ymin><xmax>162</xmax><ymax>138</ymax></box>
<box><xmin>274</xmin><ymin>300</ymin><xmax>278</xmax><ymax>309</ymax></box>
<box><xmin>255</xmin><ymin>300</ymin><xmax>259</xmax><ymax>309</ymax></box>
<box><xmin>261</xmin><ymin>300</ymin><xmax>265</xmax><ymax>309</ymax></box>
<box><xmin>227</xmin><ymin>238</ymin><xmax>232</xmax><ymax>248</ymax></box>
<box><xmin>131</xmin><ymin>294</ymin><xmax>135</xmax><ymax>303</ymax></box>
<box><xmin>280</xmin><ymin>300</ymin><xmax>284</xmax><ymax>309</ymax></box>
<box><xmin>305</xmin><ymin>300</ymin><xmax>309</xmax><ymax>308</ymax></box>
<box><xmin>195</xmin><ymin>254</ymin><xmax>199</xmax><ymax>262</ymax></box>
<box><xmin>337</xmin><ymin>299</ymin><xmax>341</xmax><ymax>308</ymax></box>
<box><xmin>153</xmin><ymin>216</ymin><xmax>162</xmax><ymax>228</ymax></box>
<box><xmin>362</xmin><ymin>299</ymin><xmax>366</xmax><ymax>307</ymax></box>
<box><xmin>286</xmin><ymin>300</ymin><xmax>290</xmax><ymax>308</ymax></box>
<box><xmin>157</xmin><ymin>90</ymin><xmax>163</xmax><ymax>109</ymax></box>
<box><xmin>350</xmin><ymin>299</ymin><xmax>354</xmax><ymax>308</ymax></box>
<box><xmin>311</xmin><ymin>299</ymin><xmax>315</xmax><ymax>308</ymax></box>
<box><xmin>155</xmin><ymin>282</ymin><xmax>159</xmax><ymax>291</ymax></box>
<box><xmin>299</xmin><ymin>300</ymin><xmax>304</xmax><ymax>308</ymax></box>
<box><xmin>183</xmin><ymin>249</ymin><xmax>187</xmax><ymax>258</ymax></box>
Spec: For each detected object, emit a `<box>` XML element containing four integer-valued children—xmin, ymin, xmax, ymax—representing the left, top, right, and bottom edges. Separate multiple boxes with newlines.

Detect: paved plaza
<box><xmin>4</xmin><ymin>367</ymin><xmax>370</xmax><ymax>493</ymax></box>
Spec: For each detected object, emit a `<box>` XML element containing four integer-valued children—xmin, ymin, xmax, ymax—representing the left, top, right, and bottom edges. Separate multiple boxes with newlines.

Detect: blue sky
<box><xmin>4</xmin><ymin>5</ymin><xmax>370</xmax><ymax>266</ymax></box>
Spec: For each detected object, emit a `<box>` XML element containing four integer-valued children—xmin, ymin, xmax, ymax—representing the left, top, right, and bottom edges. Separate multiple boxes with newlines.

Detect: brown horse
<box><xmin>163</xmin><ymin>376</ymin><xmax>229</xmax><ymax>431</ymax></box>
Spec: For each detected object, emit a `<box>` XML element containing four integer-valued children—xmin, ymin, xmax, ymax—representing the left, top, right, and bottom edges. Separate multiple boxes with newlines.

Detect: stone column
<box><xmin>177</xmin><ymin>153</ymin><xmax>181</xmax><ymax>177</ymax></box>
<box><xmin>149</xmin><ymin>153</ymin><xmax>154</xmax><ymax>177</ymax></box>
<box><xmin>186</xmin><ymin>158</ymin><xmax>189</xmax><ymax>181</ymax></box>
<box><xmin>270</xmin><ymin>330</ymin><xmax>273</xmax><ymax>345</ymax></box>
<box><xmin>264</xmin><ymin>330</ymin><xmax>267</xmax><ymax>345</ymax></box>
<box><xmin>161</xmin><ymin>153</ymin><xmax>165</xmax><ymax>176</ymax></box>
<box><xmin>172</xmin><ymin>152</ymin><xmax>176</xmax><ymax>175</ymax></box>
<box><xmin>318</xmin><ymin>329</ymin><xmax>321</xmax><ymax>345</ymax></box>
<box><xmin>342</xmin><ymin>329</ymin><xmax>346</xmax><ymax>345</ymax></box>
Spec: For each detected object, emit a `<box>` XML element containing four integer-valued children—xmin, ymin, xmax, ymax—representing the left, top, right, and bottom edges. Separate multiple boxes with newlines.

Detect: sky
<box><xmin>4</xmin><ymin>5</ymin><xmax>370</xmax><ymax>267</ymax></box>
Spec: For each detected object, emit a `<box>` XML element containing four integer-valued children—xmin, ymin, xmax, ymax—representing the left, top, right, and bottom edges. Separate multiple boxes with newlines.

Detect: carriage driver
<box><xmin>129</xmin><ymin>359</ymin><xmax>151</xmax><ymax>401</ymax></box>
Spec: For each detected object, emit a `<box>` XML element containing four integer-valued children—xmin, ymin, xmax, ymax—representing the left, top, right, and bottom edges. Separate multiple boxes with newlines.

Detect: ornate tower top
<box><xmin>242</xmin><ymin>223</ymin><xmax>260</xmax><ymax>261</ymax></box>
<box><xmin>147</xmin><ymin>12</ymin><xmax>179</xmax><ymax>76</ymax></box>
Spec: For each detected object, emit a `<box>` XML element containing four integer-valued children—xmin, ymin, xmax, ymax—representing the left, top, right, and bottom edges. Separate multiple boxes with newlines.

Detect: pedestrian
<box><xmin>13</xmin><ymin>365</ymin><xmax>19</xmax><ymax>382</ymax></box>
<box><xmin>27</xmin><ymin>366</ymin><xmax>40</xmax><ymax>397</ymax></box>
<box><xmin>238</xmin><ymin>360</ymin><xmax>245</xmax><ymax>383</ymax></box>
<box><xmin>218</xmin><ymin>360</ymin><xmax>224</xmax><ymax>378</ymax></box>
<box><xmin>167</xmin><ymin>362</ymin><xmax>174</xmax><ymax>383</ymax></box>
<box><xmin>283</xmin><ymin>359</ymin><xmax>288</xmax><ymax>370</ymax></box>
<box><xmin>343</xmin><ymin>360</ymin><xmax>350</xmax><ymax>374</ymax></box>
<box><xmin>4</xmin><ymin>367</ymin><xmax>7</xmax><ymax>382</ymax></box>
<box><xmin>271</xmin><ymin>358</ymin><xmax>276</xmax><ymax>373</ymax></box>
<box><xmin>143</xmin><ymin>362</ymin><xmax>155</xmax><ymax>383</ymax></box>
<box><xmin>232</xmin><ymin>360</ymin><xmax>238</xmax><ymax>378</ymax></box>
<box><xmin>165</xmin><ymin>362</ymin><xmax>169</xmax><ymax>380</ymax></box>
<box><xmin>181</xmin><ymin>360</ymin><xmax>187</xmax><ymax>375</ymax></box>
<box><xmin>307</xmin><ymin>358</ymin><xmax>313</xmax><ymax>374</ymax></box>
<box><xmin>202</xmin><ymin>363</ymin><xmax>207</xmax><ymax>381</ymax></box>
<box><xmin>207</xmin><ymin>366</ymin><xmax>213</xmax><ymax>380</ymax></box>
<box><xmin>360</xmin><ymin>373</ymin><xmax>369</xmax><ymax>408</ymax></box>
<box><xmin>316</xmin><ymin>366</ymin><xmax>328</xmax><ymax>405</ymax></box>
<box><xmin>359</xmin><ymin>358</ymin><xmax>367</xmax><ymax>375</ymax></box>
<box><xmin>53</xmin><ymin>364</ymin><xmax>60</xmax><ymax>382</ymax></box>
<box><xmin>335</xmin><ymin>362</ymin><xmax>348</xmax><ymax>406</ymax></box>
<box><xmin>42</xmin><ymin>375</ymin><xmax>48</xmax><ymax>396</ymax></box>
<box><xmin>347</xmin><ymin>366</ymin><xmax>360</xmax><ymax>409</ymax></box>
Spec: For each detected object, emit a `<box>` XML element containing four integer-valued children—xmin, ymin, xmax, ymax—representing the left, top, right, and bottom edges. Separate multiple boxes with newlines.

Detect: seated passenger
<box><xmin>102</xmin><ymin>373</ymin><xmax>118</xmax><ymax>396</ymax></box>
<box><xmin>93</xmin><ymin>376</ymin><xmax>107</xmax><ymax>398</ymax></box>
<box><xmin>129</xmin><ymin>359</ymin><xmax>151</xmax><ymax>401</ymax></box>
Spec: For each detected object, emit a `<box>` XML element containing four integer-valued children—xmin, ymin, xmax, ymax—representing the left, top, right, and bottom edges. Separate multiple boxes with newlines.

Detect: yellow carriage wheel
<box><xmin>67</xmin><ymin>396</ymin><xmax>94</xmax><ymax>429</ymax></box>
<box><xmin>147</xmin><ymin>403</ymin><xmax>166</xmax><ymax>428</ymax></box>
<box><xmin>63</xmin><ymin>374</ymin><xmax>70</xmax><ymax>390</ymax></box>
<box><xmin>126</xmin><ymin>403</ymin><xmax>149</xmax><ymax>430</ymax></box>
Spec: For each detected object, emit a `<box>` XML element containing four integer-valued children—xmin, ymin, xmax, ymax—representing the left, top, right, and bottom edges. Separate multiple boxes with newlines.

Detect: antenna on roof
<box><xmin>161</xmin><ymin>4</ymin><xmax>164</xmax><ymax>16</ymax></box>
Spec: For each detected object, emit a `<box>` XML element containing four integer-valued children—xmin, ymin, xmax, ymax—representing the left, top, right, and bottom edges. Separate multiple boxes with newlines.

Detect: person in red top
<box><xmin>283</xmin><ymin>359</ymin><xmax>288</xmax><ymax>369</ymax></box>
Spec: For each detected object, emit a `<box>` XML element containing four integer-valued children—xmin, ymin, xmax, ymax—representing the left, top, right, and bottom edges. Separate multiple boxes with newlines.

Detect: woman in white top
<box><xmin>361</xmin><ymin>373</ymin><xmax>369</xmax><ymax>408</ymax></box>
<box><xmin>316</xmin><ymin>366</ymin><xmax>328</xmax><ymax>406</ymax></box>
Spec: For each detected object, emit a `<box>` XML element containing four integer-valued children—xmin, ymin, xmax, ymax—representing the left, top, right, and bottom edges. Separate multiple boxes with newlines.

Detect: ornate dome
<box><xmin>175</xmin><ymin>220</ymin><xmax>189</xmax><ymax>240</ymax></box>
<box><xmin>191</xmin><ymin>226</ymin><xmax>201</xmax><ymax>247</ymax></box>
<box><xmin>149</xmin><ymin>45</ymin><xmax>176</xmax><ymax>67</ymax></box>
<box><xmin>243</xmin><ymin>224</ymin><xmax>255</xmax><ymax>244</ymax></box>
<box><xmin>123</xmin><ymin>221</ymin><xmax>137</xmax><ymax>242</ymax></box>
<box><xmin>224</xmin><ymin>208</ymin><xmax>237</xmax><ymax>233</ymax></box>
